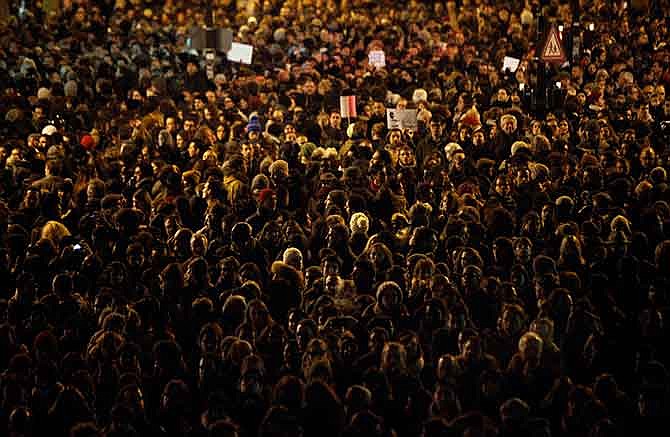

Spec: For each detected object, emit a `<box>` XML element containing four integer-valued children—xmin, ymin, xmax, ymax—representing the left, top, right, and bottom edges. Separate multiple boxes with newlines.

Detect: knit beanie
<box><xmin>247</xmin><ymin>114</ymin><xmax>262</xmax><ymax>133</ymax></box>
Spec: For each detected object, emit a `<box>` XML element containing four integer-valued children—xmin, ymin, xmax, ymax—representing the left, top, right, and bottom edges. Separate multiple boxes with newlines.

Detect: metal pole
<box><xmin>206</xmin><ymin>0</ymin><xmax>213</xmax><ymax>27</ymax></box>
<box><xmin>533</xmin><ymin>8</ymin><xmax>547</xmax><ymax>116</ymax></box>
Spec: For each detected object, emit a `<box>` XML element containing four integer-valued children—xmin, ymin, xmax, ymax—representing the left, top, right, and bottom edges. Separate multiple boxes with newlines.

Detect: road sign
<box><xmin>540</xmin><ymin>25</ymin><xmax>567</xmax><ymax>64</ymax></box>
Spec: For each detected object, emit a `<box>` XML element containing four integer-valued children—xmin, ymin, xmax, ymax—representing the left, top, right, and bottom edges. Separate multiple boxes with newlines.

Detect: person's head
<box><xmin>430</xmin><ymin>117</ymin><xmax>444</xmax><ymax>137</ymax></box>
<box><xmin>387</xmin><ymin>129</ymin><xmax>403</xmax><ymax>147</ymax></box>
<box><xmin>320</xmin><ymin>254</ymin><xmax>341</xmax><ymax>278</ymax></box>
<box><xmin>461</xmin><ymin>333</ymin><xmax>484</xmax><ymax>363</ymax></box>
<box><xmin>326</xmin><ymin>222</ymin><xmax>349</xmax><ymax>250</ymax></box>
<box><xmin>381</xmin><ymin>342</ymin><xmax>407</xmax><ymax>375</ymax></box>
<box><xmin>500</xmin><ymin>304</ymin><xmax>526</xmax><ymax>337</ymax></box>
<box><xmin>295</xmin><ymin>319</ymin><xmax>317</xmax><ymax>352</ymax></box>
<box><xmin>500</xmin><ymin>114</ymin><xmax>517</xmax><ymax>134</ymax></box>
<box><xmin>40</xmin><ymin>221</ymin><xmax>71</xmax><ymax>247</ymax></box>
<box><xmin>640</xmin><ymin>146</ymin><xmax>656</xmax><ymax>169</ymax></box>
<box><xmin>495</xmin><ymin>174</ymin><xmax>512</xmax><ymax>196</ymax></box>
<box><xmin>199</xmin><ymin>322</ymin><xmax>223</xmax><ymax>355</ymax></box>
<box><xmin>398</xmin><ymin>145</ymin><xmax>416</xmax><ymax>167</ymax></box>
<box><xmin>366</xmin><ymin>242</ymin><xmax>393</xmax><ymax>272</ymax></box>
<box><xmin>513</xmin><ymin>237</ymin><xmax>533</xmax><ymax>264</ymax></box>
<box><xmin>231</xmin><ymin>222</ymin><xmax>253</xmax><ymax>249</ymax></box>
<box><xmin>302</xmin><ymin>79</ymin><xmax>316</xmax><ymax>95</ymax></box>
<box><xmin>190</xmin><ymin>233</ymin><xmax>208</xmax><ymax>257</ymax></box>
<box><xmin>461</xmin><ymin>265</ymin><xmax>482</xmax><ymax>291</ymax></box>
<box><xmin>559</xmin><ymin>234</ymin><xmax>584</xmax><ymax>266</ymax></box>
<box><xmin>376</xmin><ymin>281</ymin><xmax>402</xmax><ymax>313</ymax></box>
<box><xmin>160</xmin><ymin>263</ymin><xmax>184</xmax><ymax>293</ymax></box>
<box><xmin>518</xmin><ymin>331</ymin><xmax>543</xmax><ymax>365</ymax></box>
<box><xmin>329</xmin><ymin>111</ymin><xmax>342</xmax><ymax>129</ymax></box>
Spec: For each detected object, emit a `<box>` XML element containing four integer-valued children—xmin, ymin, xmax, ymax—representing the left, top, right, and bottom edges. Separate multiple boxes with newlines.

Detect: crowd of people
<box><xmin>1</xmin><ymin>0</ymin><xmax>670</xmax><ymax>436</ymax></box>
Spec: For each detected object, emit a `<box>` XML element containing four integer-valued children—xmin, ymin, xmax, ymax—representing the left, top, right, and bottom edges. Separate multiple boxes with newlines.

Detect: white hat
<box><xmin>444</xmin><ymin>142</ymin><xmax>463</xmax><ymax>161</ymax></box>
<box><xmin>42</xmin><ymin>125</ymin><xmax>58</xmax><ymax>136</ymax></box>
<box><xmin>37</xmin><ymin>87</ymin><xmax>51</xmax><ymax>100</ymax></box>
<box><xmin>412</xmin><ymin>88</ymin><xmax>428</xmax><ymax>103</ymax></box>
<box><xmin>511</xmin><ymin>140</ymin><xmax>532</xmax><ymax>156</ymax></box>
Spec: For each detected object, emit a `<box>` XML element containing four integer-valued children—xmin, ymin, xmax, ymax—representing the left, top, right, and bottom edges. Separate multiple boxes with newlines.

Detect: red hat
<box><xmin>258</xmin><ymin>188</ymin><xmax>276</xmax><ymax>203</ymax></box>
<box><xmin>80</xmin><ymin>134</ymin><xmax>95</xmax><ymax>150</ymax></box>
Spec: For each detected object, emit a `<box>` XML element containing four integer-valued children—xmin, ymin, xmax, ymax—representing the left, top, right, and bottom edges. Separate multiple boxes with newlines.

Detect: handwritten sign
<box><xmin>368</xmin><ymin>50</ymin><xmax>386</xmax><ymax>68</ymax></box>
<box><xmin>387</xmin><ymin>109</ymin><xmax>418</xmax><ymax>131</ymax></box>
<box><xmin>502</xmin><ymin>56</ymin><xmax>520</xmax><ymax>73</ymax></box>
<box><xmin>227</xmin><ymin>42</ymin><xmax>253</xmax><ymax>64</ymax></box>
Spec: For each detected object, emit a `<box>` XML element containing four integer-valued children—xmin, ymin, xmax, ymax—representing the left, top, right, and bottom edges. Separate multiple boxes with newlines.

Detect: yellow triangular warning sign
<box><xmin>541</xmin><ymin>25</ymin><xmax>566</xmax><ymax>64</ymax></box>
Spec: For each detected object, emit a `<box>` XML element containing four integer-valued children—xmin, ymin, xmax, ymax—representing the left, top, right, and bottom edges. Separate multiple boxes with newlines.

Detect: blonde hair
<box><xmin>41</xmin><ymin>221</ymin><xmax>71</xmax><ymax>244</ymax></box>
<box><xmin>518</xmin><ymin>331</ymin><xmax>543</xmax><ymax>355</ymax></box>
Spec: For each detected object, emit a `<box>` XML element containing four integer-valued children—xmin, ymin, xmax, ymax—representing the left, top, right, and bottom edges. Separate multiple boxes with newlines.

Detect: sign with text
<box><xmin>227</xmin><ymin>42</ymin><xmax>253</xmax><ymax>64</ymax></box>
<box><xmin>387</xmin><ymin>108</ymin><xmax>418</xmax><ymax>131</ymax></box>
<box><xmin>502</xmin><ymin>56</ymin><xmax>520</xmax><ymax>73</ymax></box>
<box><xmin>368</xmin><ymin>50</ymin><xmax>386</xmax><ymax>68</ymax></box>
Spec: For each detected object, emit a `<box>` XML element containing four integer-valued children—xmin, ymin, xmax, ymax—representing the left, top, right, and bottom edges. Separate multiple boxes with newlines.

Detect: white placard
<box><xmin>227</xmin><ymin>42</ymin><xmax>253</xmax><ymax>64</ymax></box>
<box><xmin>368</xmin><ymin>50</ymin><xmax>386</xmax><ymax>68</ymax></box>
<box><xmin>387</xmin><ymin>109</ymin><xmax>418</xmax><ymax>131</ymax></box>
<box><xmin>502</xmin><ymin>56</ymin><xmax>520</xmax><ymax>73</ymax></box>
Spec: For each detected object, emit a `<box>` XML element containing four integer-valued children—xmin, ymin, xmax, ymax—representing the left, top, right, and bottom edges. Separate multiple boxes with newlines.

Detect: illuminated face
<box><xmin>303</xmin><ymin>80</ymin><xmax>316</xmax><ymax>95</ymax></box>
<box><xmin>241</xmin><ymin>143</ymin><xmax>254</xmax><ymax>161</ymax></box>
<box><xmin>329</xmin><ymin>112</ymin><xmax>341</xmax><ymax>128</ymax></box>
<box><xmin>389</xmin><ymin>131</ymin><xmax>402</xmax><ymax>146</ymax></box>
<box><xmin>641</xmin><ymin>148</ymin><xmax>656</xmax><ymax>168</ymax></box>
<box><xmin>75</xmin><ymin>7</ymin><xmax>86</xmax><ymax>22</ymax></box>
<box><xmin>33</xmin><ymin>107</ymin><xmax>44</xmax><ymax>121</ymax></box>
<box><xmin>166</xmin><ymin>117</ymin><xmax>176</xmax><ymax>132</ymax></box>
<box><xmin>272</xmin><ymin>110</ymin><xmax>284</xmax><ymax>123</ymax></box>
<box><xmin>399</xmin><ymin>148</ymin><xmax>415</xmax><ymax>166</ymax></box>
<box><xmin>451</xmin><ymin>152</ymin><xmax>466</xmax><ymax>171</ymax></box>
<box><xmin>430</xmin><ymin>121</ymin><xmax>442</xmax><ymax>137</ymax></box>
<box><xmin>515</xmin><ymin>168</ymin><xmax>531</xmax><ymax>186</ymax></box>
<box><xmin>497</xmin><ymin>88</ymin><xmax>509</xmax><ymax>102</ymax></box>
<box><xmin>284</xmin><ymin>125</ymin><xmax>296</xmax><ymax>142</ymax></box>
<box><xmin>502</xmin><ymin>117</ymin><xmax>516</xmax><ymax>134</ymax></box>
<box><xmin>38</xmin><ymin>136</ymin><xmax>49</xmax><ymax>149</ymax></box>
<box><xmin>495</xmin><ymin>176</ymin><xmax>511</xmax><ymax>196</ymax></box>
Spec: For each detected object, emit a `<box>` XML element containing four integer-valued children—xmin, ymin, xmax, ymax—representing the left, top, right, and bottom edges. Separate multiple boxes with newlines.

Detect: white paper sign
<box><xmin>387</xmin><ymin>109</ymin><xmax>418</xmax><ymax>131</ymax></box>
<box><xmin>227</xmin><ymin>42</ymin><xmax>253</xmax><ymax>64</ymax></box>
<box><xmin>368</xmin><ymin>50</ymin><xmax>386</xmax><ymax>68</ymax></box>
<box><xmin>502</xmin><ymin>56</ymin><xmax>520</xmax><ymax>73</ymax></box>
